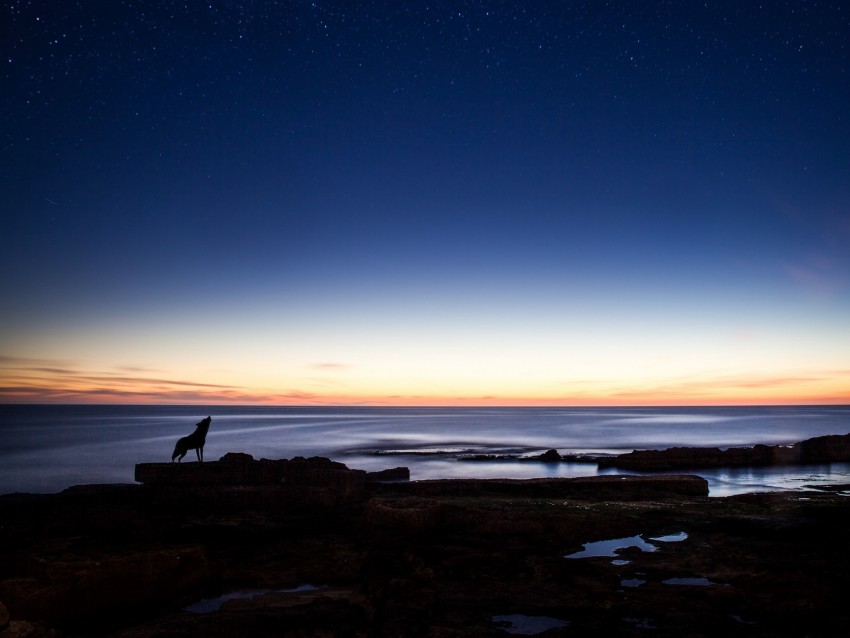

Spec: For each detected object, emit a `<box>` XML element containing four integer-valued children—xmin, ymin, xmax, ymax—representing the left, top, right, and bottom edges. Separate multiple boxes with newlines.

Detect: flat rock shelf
<box><xmin>1</xmin><ymin>453</ymin><xmax>848</xmax><ymax>636</ymax></box>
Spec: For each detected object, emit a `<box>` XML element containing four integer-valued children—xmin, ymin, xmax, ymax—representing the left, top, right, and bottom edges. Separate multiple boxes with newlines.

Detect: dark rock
<box><xmin>0</xmin><ymin>598</ymin><xmax>9</xmax><ymax>630</ymax></box>
<box><xmin>796</xmin><ymin>433</ymin><xmax>850</xmax><ymax>463</ymax></box>
<box><xmin>59</xmin><ymin>484</ymin><xmax>141</xmax><ymax>496</ymax></box>
<box><xmin>457</xmin><ymin>453</ymin><xmax>506</xmax><ymax>461</ymax></box>
<box><xmin>363</xmin><ymin>498</ymin><xmax>447</xmax><ymax>532</ymax></box>
<box><xmin>134</xmin><ymin>455</ymin><xmax>368</xmax><ymax>512</ymax></box>
<box><xmin>1</xmin><ymin>620</ymin><xmax>59</xmax><ymax>638</ymax></box>
<box><xmin>372</xmin><ymin>474</ymin><xmax>708</xmax><ymax>500</ymax></box>
<box><xmin>0</xmin><ymin>548</ymin><xmax>207</xmax><ymax>631</ymax></box>
<box><xmin>365</xmin><ymin>467</ymin><xmax>410</xmax><ymax>482</ymax></box>
<box><xmin>538</xmin><ymin>449</ymin><xmax>562</xmax><ymax>462</ymax></box>
<box><xmin>598</xmin><ymin>432</ymin><xmax>850</xmax><ymax>471</ymax></box>
<box><xmin>218</xmin><ymin>452</ymin><xmax>255</xmax><ymax>463</ymax></box>
<box><xmin>560</xmin><ymin>453</ymin><xmax>602</xmax><ymax>463</ymax></box>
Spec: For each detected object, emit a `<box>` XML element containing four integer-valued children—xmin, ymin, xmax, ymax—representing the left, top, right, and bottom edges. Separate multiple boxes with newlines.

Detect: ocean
<box><xmin>1</xmin><ymin>404</ymin><xmax>849</xmax><ymax>496</ymax></box>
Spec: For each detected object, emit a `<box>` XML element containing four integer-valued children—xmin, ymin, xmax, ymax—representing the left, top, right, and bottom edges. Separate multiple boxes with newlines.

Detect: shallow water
<box><xmin>620</xmin><ymin>578</ymin><xmax>647</xmax><ymax>588</ymax></box>
<box><xmin>650</xmin><ymin>532</ymin><xmax>688</xmax><ymax>542</ymax></box>
<box><xmin>565</xmin><ymin>535</ymin><xmax>658</xmax><ymax>559</ymax></box>
<box><xmin>184</xmin><ymin>585</ymin><xmax>321</xmax><ymax>613</ymax></box>
<box><xmin>1</xmin><ymin>404</ymin><xmax>848</xmax><ymax>495</ymax></box>
<box><xmin>565</xmin><ymin>531</ymin><xmax>689</xmax><ymax>563</ymax></box>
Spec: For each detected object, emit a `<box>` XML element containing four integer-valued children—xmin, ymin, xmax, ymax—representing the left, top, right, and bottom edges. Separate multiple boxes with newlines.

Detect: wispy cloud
<box><xmin>3</xmin><ymin>355</ymin><xmax>848</xmax><ymax>406</ymax></box>
<box><xmin>592</xmin><ymin>369</ymin><xmax>850</xmax><ymax>405</ymax></box>
<box><xmin>0</xmin><ymin>356</ymin><xmax>248</xmax><ymax>403</ymax></box>
<box><xmin>308</xmin><ymin>362</ymin><xmax>351</xmax><ymax>370</ymax></box>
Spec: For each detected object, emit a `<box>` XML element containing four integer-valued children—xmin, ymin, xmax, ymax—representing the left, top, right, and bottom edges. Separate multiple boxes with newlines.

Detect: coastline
<box><xmin>450</xmin><ymin>431</ymin><xmax>850</xmax><ymax>471</ymax></box>
<box><xmin>3</xmin><ymin>404</ymin><xmax>849</xmax><ymax>496</ymax></box>
<box><xmin>1</xmin><ymin>443</ymin><xmax>849</xmax><ymax>636</ymax></box>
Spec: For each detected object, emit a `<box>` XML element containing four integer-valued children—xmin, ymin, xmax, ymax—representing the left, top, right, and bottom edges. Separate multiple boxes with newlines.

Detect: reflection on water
<box><xmin>565</xmin><ymin>531</ymin><xmax>688</xmax><ymax>562</ymax></box>
<box><xmin>565</xmin><ymin>535</ymin><xmax>658</xmax><ymax>560</ymax></box>
<box><xmin>184</xmin><ymin>584</ymin><xmax>321</xmax><ymax>613</ymax></box>
<box><xmin>650</xmin><ymin>532</ymin><xmax>688</xmax><ymax>542</ymax></box>
<box><xmin>691</xmin><ymin>464</ymin><xmax>850</xmax><ymax>497</ymax></box>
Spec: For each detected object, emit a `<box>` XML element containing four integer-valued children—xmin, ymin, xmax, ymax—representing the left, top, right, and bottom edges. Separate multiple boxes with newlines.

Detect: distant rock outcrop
<box><xmin>538</xmin><ymin>449</ymin><xmax>563</xmax><ymax>462</ymax></box>
<box><xmin>364</xmin><ymin>466</ymin><xmax>411</xmax><ymax>482</ymax></box>
<box><xmin>598</xmin><ymin>433</ymin><xmax>850</xmax><ymax>471</ymax></box>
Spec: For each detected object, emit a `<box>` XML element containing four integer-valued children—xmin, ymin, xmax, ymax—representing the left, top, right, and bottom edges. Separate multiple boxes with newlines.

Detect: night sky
<box><xmin>2</xmin><ymin>1</ymin><xmax>849</xmax><ymax>405</ymax></box>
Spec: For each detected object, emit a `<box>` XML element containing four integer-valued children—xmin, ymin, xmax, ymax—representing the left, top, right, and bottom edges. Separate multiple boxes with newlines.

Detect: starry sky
<box><xmin>2</xmin><ymin>1</ymin><xmax>849</xmax><ymax>406</ymax></box>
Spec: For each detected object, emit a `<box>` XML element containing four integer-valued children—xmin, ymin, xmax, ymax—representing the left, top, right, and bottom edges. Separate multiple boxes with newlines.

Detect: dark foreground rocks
<box><xmin>1</xmin><ymin>455</ymin><xmax>849</xmax><ymax>637</ymax></box>
<box><xmin>598</xmin><ymin>432</ymin><xmax>850</xmax><ymax>471</ymax></box>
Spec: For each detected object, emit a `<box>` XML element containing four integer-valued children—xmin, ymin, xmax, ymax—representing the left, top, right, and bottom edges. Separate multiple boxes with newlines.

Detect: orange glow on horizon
<box><xmin>1</xmin><ymin>381</ymin><xmax>848</xmax><ymax>407</ymax></box>
<box><xmin>2</xmin><ymin>354</ymin><xmax>848</xmax><ymax>407</ymax></box>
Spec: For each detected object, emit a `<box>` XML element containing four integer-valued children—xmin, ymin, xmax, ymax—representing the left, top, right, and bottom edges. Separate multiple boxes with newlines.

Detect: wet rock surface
<box><xmin>1</xmin><ymin>455</ymin><xmax>848</xmax><ymax>636</ymax></box>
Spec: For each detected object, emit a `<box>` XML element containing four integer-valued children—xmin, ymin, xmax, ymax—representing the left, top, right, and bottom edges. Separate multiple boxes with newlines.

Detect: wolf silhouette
<box><xmin>172</xmin><ymin>416</ymin><xmax>211</xmax><ymax>462</ymax></box>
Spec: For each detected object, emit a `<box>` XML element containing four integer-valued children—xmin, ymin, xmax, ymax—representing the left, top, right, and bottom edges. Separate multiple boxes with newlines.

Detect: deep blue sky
<box><xmin>2</xmin><ymin>1</ymin><xmax>849</xmax><ymax>405</ymax></box>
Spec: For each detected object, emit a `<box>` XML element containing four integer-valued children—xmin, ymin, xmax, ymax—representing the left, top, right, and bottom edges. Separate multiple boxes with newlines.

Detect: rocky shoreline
<box><xmin>1</xmin><ymin>451</ymin><xmax>849</xmax><ymax>636</ymax></box>
<box><xmin>456</xmin><ymin>432</ymin><xmax>850</xmax><ymax>472</ymax></box>
<box><xmin>597</xmin><ymin>432</ymin><xmax>850</xmax><ymax>471</ymax></box>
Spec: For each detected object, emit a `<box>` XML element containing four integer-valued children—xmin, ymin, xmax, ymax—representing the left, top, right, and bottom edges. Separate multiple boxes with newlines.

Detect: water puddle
<box><xmin>662</xmin><ymin>577</ymin><xmax>714</xmax><ymax>586</ymax></box>
<box><xmin>564</xmin><ymin>535</ymin><xmax>657</xmax><ymax>559</ymax></box>
<box><xmin>564</xmin><ymin>531</ymin><xmax>687</xmax><ymax>562</ymax></box>
<box><xmin>492</xmin><ymin>614</ymin><xmax>570</xmax><ymax>635</ymax></box>
<box><xmin>184</xmin><ymin>584</ymin><xmax>322</xmax><ymax>613</ymax></box>
<box><xmin>620</xmin><ymin>578</ymin><xmax>646</xmax><ymax>588</ymax></box>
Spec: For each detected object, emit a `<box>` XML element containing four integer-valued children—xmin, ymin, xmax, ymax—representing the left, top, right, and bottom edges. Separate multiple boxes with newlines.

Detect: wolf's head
<box><xmin>196</xmin><ymin>416</ymin><xmax>211</xmax><ymax>432</ymax></box>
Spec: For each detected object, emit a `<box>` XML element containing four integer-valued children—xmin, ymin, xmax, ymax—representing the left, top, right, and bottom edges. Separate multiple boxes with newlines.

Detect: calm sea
<box><xmin>1</xmin><ymin>404</ymin><xmax>849</xmax><ymax>497</ymax></box>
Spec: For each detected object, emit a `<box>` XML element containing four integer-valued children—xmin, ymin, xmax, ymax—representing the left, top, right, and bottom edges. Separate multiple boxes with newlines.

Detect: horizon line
<box><xmin>3</xmin><ymin>401</ymin><xmax>848</xmax><ymax>409</ymax></box>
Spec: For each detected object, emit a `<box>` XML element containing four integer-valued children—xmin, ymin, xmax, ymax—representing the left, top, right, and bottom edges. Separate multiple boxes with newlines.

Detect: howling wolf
<box><xmin>172</xmin><ymin>416</ymin><xmax>211</xmax><ymax>462</ymax></box>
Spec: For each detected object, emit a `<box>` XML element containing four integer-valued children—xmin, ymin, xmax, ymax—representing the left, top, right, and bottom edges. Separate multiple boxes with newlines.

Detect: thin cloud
<box><xmin>76</xmin><ymin>374</ymin><xmax>239</xmax><ymax>389</ymax></box>
<box><xmin>0</xmin><ymin>355</ymin><xmax>73</xmax><ymax>368</ymax></box>
<box><xmin>0</xmin><ymin>357</ymin><xmax>249</xmax><ymax>403</ymax></box>
<box><xmin>596</xmin><ymin>369</ymin><xmax>850</xmax><ymax>405</ymax></box>
<box><xmin>309</xmin><ymin>362</ymin><xmax>351</xmax><ymax>370</ymax></box>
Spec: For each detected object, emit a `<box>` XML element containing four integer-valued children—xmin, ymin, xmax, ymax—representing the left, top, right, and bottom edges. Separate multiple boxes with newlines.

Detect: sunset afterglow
<box><xmin>2</xmin><ymin>2</ymin><xmax>849</xmax><ymax>407</ymax></box>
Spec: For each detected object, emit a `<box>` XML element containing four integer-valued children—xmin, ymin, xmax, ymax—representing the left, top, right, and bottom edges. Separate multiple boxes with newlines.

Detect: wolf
<box><xmin>171</xmin><ymin>416</ymin><xmax>211</xmax><ymax>462</ymax></box>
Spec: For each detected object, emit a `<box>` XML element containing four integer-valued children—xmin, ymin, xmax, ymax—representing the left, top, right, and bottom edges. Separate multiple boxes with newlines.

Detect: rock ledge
<box><xmin>598</xmin><ymin>432</ymin><xmax>850</xmax><ymax>471</ymax></box>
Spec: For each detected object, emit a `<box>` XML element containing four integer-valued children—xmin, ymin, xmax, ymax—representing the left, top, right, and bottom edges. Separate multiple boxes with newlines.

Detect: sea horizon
<box><xmin>2</xmin><ymin>403</ymin><xmax>849</xmax><ymax>497</ymax></box>
<box><xmin>4</xmin><ymin>401</ymin><xmax>849</xmax><ymax>407</ymax></box>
